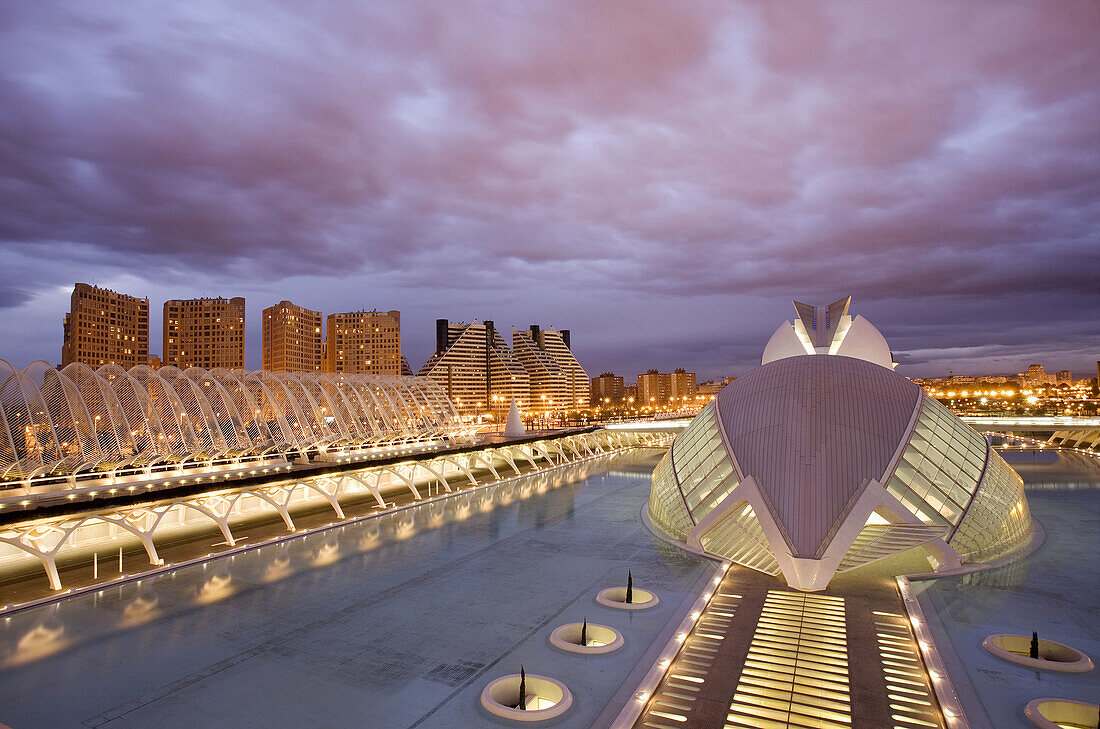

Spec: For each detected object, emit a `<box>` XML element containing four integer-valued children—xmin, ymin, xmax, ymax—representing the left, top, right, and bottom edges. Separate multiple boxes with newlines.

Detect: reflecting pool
<box><xmin>914</xmin><ymin>449</ymin><xmax>1100</xmax><ymax>729</ymax></box>
<box><xmin>0</xmin><ymin>451</ymin><xmax>712</xmax><ymax>729</ymax></box>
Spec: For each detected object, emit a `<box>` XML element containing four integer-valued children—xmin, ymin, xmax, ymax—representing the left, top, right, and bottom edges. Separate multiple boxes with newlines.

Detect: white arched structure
<box><xmin>0</xmin><ymin>361</ymin><xmax>460</xmax><ymax>483</ymax></box>
<box><xmin>649</xmin><ymin>354</ymin><xmax>1033</xmax><ymax>591</ymax></box>
<box><xmin>0</xmin><ymin>428</ymin><xmax>667</xmax><ymax>591</ymax></box>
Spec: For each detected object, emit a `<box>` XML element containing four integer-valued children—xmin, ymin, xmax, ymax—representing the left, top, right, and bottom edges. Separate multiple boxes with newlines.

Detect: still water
<box><xmin>915</xmin><ymin>449</ymin><xmax>1100</xmax><ymax>729</ymax></box>
<box><xmin>0</xmin><ymin>451</ymin><xmax>710</xmax><ymax>729</ymax></box>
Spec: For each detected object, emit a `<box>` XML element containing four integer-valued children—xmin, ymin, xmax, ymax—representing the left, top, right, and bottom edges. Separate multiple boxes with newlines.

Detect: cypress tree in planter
<box><xmin>580</xmin><ymin>617</ymin><xmax>588</xmax><ymax>647</ymax></box>
<box><xmin>626</xmin><ymin>570</ymin><xmax>633</xmax><ymax>604</ymax></box>
<box><xmin>518</xmin><ymin>665</ymin><xmax>526</xmax><ymax>710</ymax></box>
<box><xmin>1030</xmin><ymin>632</ymin><xmax>1039</xmax><ymax>659</ymax></box>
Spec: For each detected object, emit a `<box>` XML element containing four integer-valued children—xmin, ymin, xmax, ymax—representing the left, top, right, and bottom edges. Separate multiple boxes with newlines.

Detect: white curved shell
<box><xmin>761</xmin><ymin>322</ymin><xmax>810</xmax><ymax>365</ymax></box>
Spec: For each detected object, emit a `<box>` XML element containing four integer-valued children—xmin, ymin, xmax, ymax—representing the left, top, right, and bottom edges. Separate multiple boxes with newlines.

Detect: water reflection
<box><xmin>2</xmin><ymin>621</ymin><xmax>68</xmax><ymax>667</ymax></box>
<box><xmin>121</xmin><ymin>595</ymin><xmax>160</xmax><ymax>627</ymax></box>
<box><xmin>311</xmin><ymin>540</ymin><xmax>340</xmax><ymax>566</ymax></box>
<box><xmin>958</xmin><ymin>557</ymin><xmax>1030</xmax><ymax>589</ymax></box>
<box><xmin>263</xmin><ymin>553</ymin><xmax>292</xmax><ymax>583</ymax></box>
<box><xmin>196</xmin><ymin>573</ymin><xmax>234</xmax><ymax>604</ymax></box>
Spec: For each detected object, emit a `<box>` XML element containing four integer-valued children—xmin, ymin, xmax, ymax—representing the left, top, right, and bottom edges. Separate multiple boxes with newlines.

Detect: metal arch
<box><xmin>296</xmin><ymin>478</ymin><xmax>346</xmax><ymax>519</ymax></box>
<box><xmin>175</xmin><ymin>497</ymin><xmax>240</xmax><ymax>546</ymax></box>
<box><xmin>185</xmin><ymin>368</ymin><xmax>257</xmax><ymax>454</ymax></box>
<box><xmin>496</xmin><ymin>448</ymin><xmax>524</xmax><ymax>475</ymax></box>
<box><xmin>272</xmin><ymin>372</ymin><xmax>336</xmax><ymax>447</ymax></box>
<box><xmin>158</xmin><ymin>367</ymin><xmax>230</xmax><ymax>458</ymax></box>
<box><xmin>330</xmin><ymin>375</ymin><xmax>380</xmax><ymax>436</ymax></box>
<box><xmin>208</xmin><ymin>368</ymin><xmax>279</xmax><ymax>451</ymax></box>
<box><xmin>0</xmin><ymin>359</ymin><xmax>64</xmax><ymax>479</ymax></box>
<box><xmin>0</xmin><ymin>524</ymin><xmax>68</xmax><ymax>590</ymax></box>
<box><xmin>0</xmin><ymin>427</ymin><xmax>653</xmax><ymax>590</ymax></box>
<box><xmin>248</xmin><ymin>488</ymin><xmax>299</xmax><ymax>531</ymax></box>
<box><xmin>0</xmin><ymin>363</ymin><xmax>467</xmax><ymax>484</ymax></box>
<box><xmin>417</xmin><ymin>377</ymin><xmax>459</xmax><ymax>426</ymax></box>
<box><xmin>296</xmin><ymin>373</ymin><xmax>352</xmax><ymax>443</ymax></box>
<box><xmin>126</xmin><ymin>365</ymin><xmax>201</xmax><ymax>459</ymax></box>
<box><xmin>413</xmin><ymin>378</ymin><xmax>455</xmax><ymax>429</ymax></box>
<box><xmin>232</xmin><ymin>370</ymin><xmax>298</xmax><ymax>449</ymax></box>
<box><xmin>23</xmin><ymin>361</ymin><xmax>103</xmax><ymax>473</ymax></box>
<box><xmin>62</xmin><ymin>362</ymin><xmax>136</xmax><ymax>468</ymax></box>
<box><xmin>97</xmin><ymin>364</ymin><xmax>172</xmax><ymax>464</ymax></box>
<box><xmin>519</xmin><ymin>444</ymin><xmax>546</xmax><ymax>468</ymax></box>
<box><xmin>257</xmin><ymin>371</ymin><xmax>321</xmax><ymax>449</ymax></box>
<box><xmin>371</xmin><ymin>375</ymin><xmax>412</xmax><ymax>430</ymax></box>
<box><xmin>311</xmin><ymin>373</ymin><xmax>366</xmax><ymax>441</ymax></box>
<box><xmin>363</xmin><ymin>374</ymin><xmax>405</xmax><ymax>431</ymax></box>
<box><xmin>527</xmin><ymin>441</ymin><xmax>559</xmax><ymax>465</ymax></box>
<box><xmin>343</xmin><ymin>377</ymin><xmax>390</xmax><ymax>435</ymax></box>
<box><xmin>387</xmin><ymin>377</ymin><xmax>425</xmax><ymax>430</ymax></box>
<box><xmin>70</xmin><ymin>511</ymin><xmax>167</xmax><ymax>566</ymax></box>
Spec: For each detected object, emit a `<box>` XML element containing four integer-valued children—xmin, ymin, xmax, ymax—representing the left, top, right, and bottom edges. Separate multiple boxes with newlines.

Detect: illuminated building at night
<box><xmin>590</xmin><ymin>372</ymin><xmax>625</xmax><ymax>404</ymax></box>
<box><xmin>636</xmin><ymin>368</ymin><xmax>697</xmax><ymax>409</ymax></box>
<box><xmin>649</xmin><ymin>298</ymin><xmax>1034</xmax><ymax>591</ymax></box>
<box><xmin>262</xmin><ymin>300</ymin><xmax>322</xmax><ymax>372</ymax></box>
<box><xmin>61</xmin><ymin>283</ymin><xmax>149</xmax><ymax>369</ymax></box>
<box><xmin>324</xmin><ymin>310</ymin><xmax>401</xmax><ymax>375</ymax></box>
<box><xmin>512</xmin><ymin>325</ymin><xmax>588</xmax><ymax>413</ymax></box>
<box><xmin>163</xmin><ymin>297</ymin><xmax>246</xmax><ymax>370</ymax></box>
<box><xmin>418</xmin><ymin>320</ymin><xmax>529</xmax><ymax>417</ymax></box>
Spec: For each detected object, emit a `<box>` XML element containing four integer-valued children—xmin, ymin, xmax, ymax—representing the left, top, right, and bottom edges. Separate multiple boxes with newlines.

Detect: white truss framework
<box><xmin>0</xmin><ymin>429</ymin><xmax>668</xmax><ymax>591</ymax></box>
<box><xmin>0</xmin><ymin>360</ymin><xmax>460</xmax><ymax>482</ymax></box>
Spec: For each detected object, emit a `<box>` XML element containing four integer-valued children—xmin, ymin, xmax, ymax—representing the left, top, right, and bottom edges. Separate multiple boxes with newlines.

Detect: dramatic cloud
<box><xmin>0</xmin><ymin>1</ymin><xmax>1097</xmax><ymax>378</ymax></box>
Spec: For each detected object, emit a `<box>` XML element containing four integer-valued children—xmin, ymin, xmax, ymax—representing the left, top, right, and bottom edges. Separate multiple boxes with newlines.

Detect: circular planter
<box><xmin>550</xmin><ymin>622</ymin><xmax>624</xmax><ymax>654</ymax></box>
<box><xmin>1024</xmin><ymin>698</ymin><xmax>1099</xmax><ymax>729</ymax></box>
<box><xmin>597</xmin><ymin>586</ymin><xmax>659</xmax><ymax>610</ymax></box>
<box><xmin>982</xmin><ymin>634</ymin><xmax>1094</xmax><ymax>673</ymax></box>
<box><xmin>481</xmin><ymin>673</ymin><xmax>572</xmax><ymax>721</ymax></box>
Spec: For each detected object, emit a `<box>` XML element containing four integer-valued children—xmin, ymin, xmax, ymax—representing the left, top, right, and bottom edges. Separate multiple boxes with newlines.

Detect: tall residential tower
<box><xmin>513</xmin><ymin>326</ymin><xmax>588</xmax><ymax>412</ymax></box>
<box><xmin>418</xmin><ymin>320</ymin><xmax>529</xmax><ymax>417</ymax></box>
<box><xmin>262</xmin><ymin>300</ymin><xmax>322</xmax><ymax>372</ymax></box>
<box><xmin>324</xmin><ymin>310</ymin><xmax>401</xmax><ymax>374</ymax></box>
<box><xmin>61</xmin><ymin>283</ymin><xmax>149</xmax><ymax>368</ymax></box>
<box><xmin>163</xmin><ymin>297</ymin><xmax>246</xmax><ymax>370</ymax></box>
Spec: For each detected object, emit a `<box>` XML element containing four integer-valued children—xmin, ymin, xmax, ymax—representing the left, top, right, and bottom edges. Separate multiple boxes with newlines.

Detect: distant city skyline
<box><xmin>1</xmin><ymin>4</ymin><xmax>1098</xmax><ymax>379</ymax></box>
<box><xmin>36</xmin><ymin>281</ymin><xmax>1097</xmax><ymax>381</ymax></box>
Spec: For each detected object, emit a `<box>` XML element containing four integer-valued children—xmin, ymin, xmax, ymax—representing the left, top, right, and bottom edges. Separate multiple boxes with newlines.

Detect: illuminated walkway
<box><xmin>634</xmin><ymin>570</ymin><xmax>944</xmax><ymax>729</ymax></box>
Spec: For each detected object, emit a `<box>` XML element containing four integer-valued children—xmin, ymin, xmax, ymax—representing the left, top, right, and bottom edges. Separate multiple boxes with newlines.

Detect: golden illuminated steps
<box><xmin>632</xmin><ymin>568</ymin><xmax>945</xmax><ymax>729</ymax></box>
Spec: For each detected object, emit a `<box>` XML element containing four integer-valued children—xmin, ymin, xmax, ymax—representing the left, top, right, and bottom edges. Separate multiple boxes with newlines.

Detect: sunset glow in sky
<box><xmin>1</xmin><ymin>2</ymin><xmax>1098</xmax><ymax>379</ymax></box>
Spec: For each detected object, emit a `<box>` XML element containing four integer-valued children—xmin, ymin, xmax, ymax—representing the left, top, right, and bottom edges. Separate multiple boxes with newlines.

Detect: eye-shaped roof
<box><xmin>714</xmin><ymin>355</ymin><xmax>922</xmax><ymax>558</ymax></box>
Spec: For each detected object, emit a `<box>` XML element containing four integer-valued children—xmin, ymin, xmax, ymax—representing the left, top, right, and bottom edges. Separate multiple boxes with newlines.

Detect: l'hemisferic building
<box><xmin>648</xmin><ymin>297</ymin><xmax>1034</xmax><ymax>591</ymax></box>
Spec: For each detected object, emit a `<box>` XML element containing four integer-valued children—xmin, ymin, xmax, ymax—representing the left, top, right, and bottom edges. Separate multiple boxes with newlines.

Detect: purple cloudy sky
<box><xmin>1</xmin><ymin>2</ymin><xmax>1098</xmax><ymax>380</ymax></box>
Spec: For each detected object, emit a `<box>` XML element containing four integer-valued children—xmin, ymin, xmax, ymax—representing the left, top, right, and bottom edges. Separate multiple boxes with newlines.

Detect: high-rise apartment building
<box><xmin>512</xmin><ymin>326</ymin><xmax>588</xmax><ymax>412</ymax></box>
<box><xmin>262</xmin><ymin>300</ymin><xmax>322</xmax><ymax>372</ymax></box>
<box><xmin>1021</xmin><ymin>363</ymin><xmax>1056</xmax><ymax>385</ymax></box>
<box><xmin>418</xmin><ymin>320</ymin><xmax>529</xmax><ymax>417</ymax></box>
<box><xmin>324</xmin><ymin>310</ymin><xmax>401</xmax><ymax>374</ymax></box>
<box><xmin>637</xmin><ymin>368</ymin><xmax>697</xmax><ymax>408</ymax></box>
<box><xmin>590</xmin><ymin>372</ymin><xmax>625</xmax><ymax>404</ymax></box>
<box><xmin>163</xmin><ymin>297</ymin><xmax>246</xmax><ymax>370</ymax></box>
<box><xmin>61</xmin><ymin>283</ymin><xmax>149</xmax><ymax>368</ymax></box>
